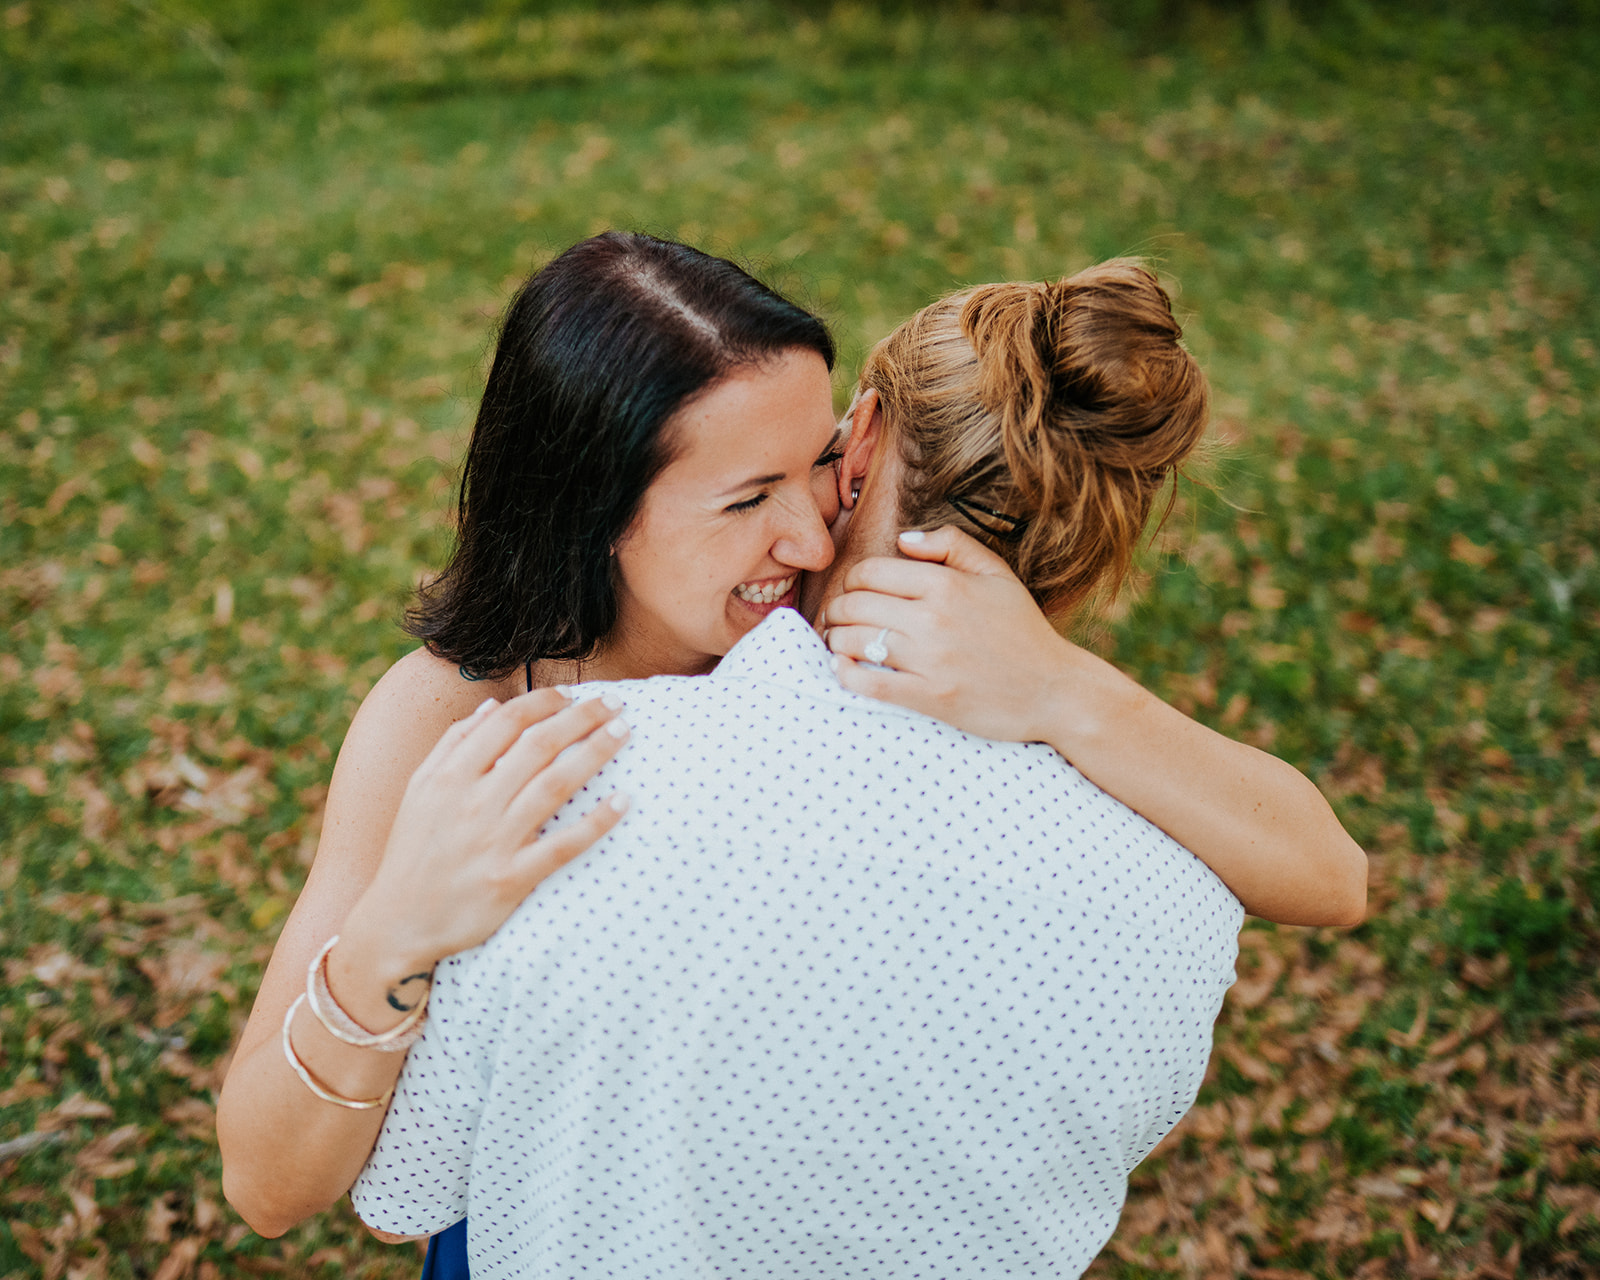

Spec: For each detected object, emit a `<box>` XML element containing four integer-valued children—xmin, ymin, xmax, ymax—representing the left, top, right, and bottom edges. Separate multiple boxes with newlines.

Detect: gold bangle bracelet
<box><xmin>281</xmin><ymin>994</ymin><xmax>396</xmax><ymax>1111</ymax></box>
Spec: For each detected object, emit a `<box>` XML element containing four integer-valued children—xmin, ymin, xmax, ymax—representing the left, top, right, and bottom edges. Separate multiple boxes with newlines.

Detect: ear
<box><xmin>837</xmin><ymin>388</ymin><xmax>882</xmax><ymax>512</ymax></box>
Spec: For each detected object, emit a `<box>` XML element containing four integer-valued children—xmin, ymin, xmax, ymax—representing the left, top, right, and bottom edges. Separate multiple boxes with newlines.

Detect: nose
<box><xmin>773</xmin><ymin>490</ymin><xmax>836</xmax><ymax>573</ymax></box>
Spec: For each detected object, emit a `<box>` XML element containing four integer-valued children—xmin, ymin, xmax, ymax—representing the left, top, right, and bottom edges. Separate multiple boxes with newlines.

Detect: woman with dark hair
<box><xmin>217</xmin><ymin>234</ymin><xmax>1362</xmax><ymax>1261</ymax></box>
<box><xmin>219</xmin><ymin>232</ymin><xmax>848</xmax><ymax>1237</ymax></box>
<box><xmin>408</xmin><ymin>231</ymin><xmax>843</xmax><ymax>679</ymax></box>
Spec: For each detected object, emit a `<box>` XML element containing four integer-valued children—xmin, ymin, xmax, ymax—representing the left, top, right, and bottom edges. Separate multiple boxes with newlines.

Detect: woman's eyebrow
<box><xmin>717</xmin><ymin>470</ymin><xmax>785</xmax><ymax>498</ymax></box>
<box><xmin>716</xmin><ymin>430</ymin><xmax>845</xmax><ymax>499</ymax></box>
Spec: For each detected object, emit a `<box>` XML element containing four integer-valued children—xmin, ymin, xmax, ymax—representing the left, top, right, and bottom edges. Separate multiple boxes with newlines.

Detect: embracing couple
<box><xmin>217</xmin><ymin>232</ymin><xmax>1366</xmax><ymax>1278</ymax></box>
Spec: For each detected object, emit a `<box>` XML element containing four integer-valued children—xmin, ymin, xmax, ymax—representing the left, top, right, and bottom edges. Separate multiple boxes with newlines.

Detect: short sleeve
<box><xmin>350</xmin><ymin>959</ymin><xmax>486</xmax><ymax>1235</ymax></box>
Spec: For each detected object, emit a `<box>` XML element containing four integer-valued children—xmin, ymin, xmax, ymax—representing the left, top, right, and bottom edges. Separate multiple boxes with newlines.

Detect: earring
<box><xmin>850</xmin><ymin>485</ymin><xmax>861</xmax><ymax>502</ymax></box>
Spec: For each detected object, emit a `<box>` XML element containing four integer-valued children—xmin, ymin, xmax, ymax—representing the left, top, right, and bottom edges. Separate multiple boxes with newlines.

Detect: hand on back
<box><xmin>349</xmin><ymin>689</ymin><xmax>632</xmax><ymax>975</ymax></box>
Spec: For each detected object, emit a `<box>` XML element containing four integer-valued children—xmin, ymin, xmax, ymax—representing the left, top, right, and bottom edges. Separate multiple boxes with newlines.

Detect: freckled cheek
<box><xmin>685</xmin><ymin>532</ymin><xmax>749</xmax><ymax>602</ymax></box>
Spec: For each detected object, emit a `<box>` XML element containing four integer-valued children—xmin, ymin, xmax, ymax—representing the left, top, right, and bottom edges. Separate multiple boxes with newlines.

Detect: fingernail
<box><xmin>601</xmin><ymin>691</ymin><xmax>623</xmax><ymax>711</ymax></box>
<box><xmin>830</xmin><ymin>655</ymin><xmax>841</xmax><ymax>672</ymax></box>
<box><xmin>605</xmin><ymin>718</ymin><xmax>630</xmax><ymax>739</ymax></box>
<box><xmin>609</xmin><ymin>793</ymin><xmax>630</xmax><ymax>814</ymax></box>
<box><xmin>899</xmin><ymin>529</ymin><xmax>926</xmax><ymax>544</ymax></box>
<box><xmin>475</xmin><ymin>697</ymin><xmax>499</xmax><ymax>714</ymax></box>
<box><xmin>555</xmin><ymin>684</ymin><xmax>573</xmax><ymax>698</ymax></box>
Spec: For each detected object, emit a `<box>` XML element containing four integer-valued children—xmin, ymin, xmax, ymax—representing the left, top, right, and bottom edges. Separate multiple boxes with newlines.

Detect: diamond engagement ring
<box><xmin>863</xmin><ymin>628</ymin><xmax>890</xmax><ymax>665</ymax></box>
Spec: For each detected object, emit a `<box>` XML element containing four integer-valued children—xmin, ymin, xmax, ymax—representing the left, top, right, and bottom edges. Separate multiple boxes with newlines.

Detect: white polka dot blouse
<box><xmin>352</xmin><ymin>608</ymin><xmax>1243</xmax><ymax>1279</ymax></box>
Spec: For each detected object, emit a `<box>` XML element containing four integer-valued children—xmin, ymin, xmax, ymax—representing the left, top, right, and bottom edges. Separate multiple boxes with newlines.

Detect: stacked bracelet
<box><xmin>304</xmin><ymin>934</ymin><xmax>429</xmax><ymax>1052</ymax></box>
<box><xmin>280</xmin><ymin>995</ymin><xmax>394</xmax><ymax>1110</ymax></box>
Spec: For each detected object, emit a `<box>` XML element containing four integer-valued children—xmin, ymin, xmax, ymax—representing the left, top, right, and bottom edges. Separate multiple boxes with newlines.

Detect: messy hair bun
<box><xmin>860</xmin><ymin>259</ymin><xmax>1208</xmax><ymax>617</ymax></box>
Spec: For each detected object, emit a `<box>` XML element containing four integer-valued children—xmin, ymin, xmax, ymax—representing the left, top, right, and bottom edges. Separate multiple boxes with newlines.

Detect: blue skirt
<box><xmin>420</xmin><ymin>1219</ymin><xmax>469</xmax><ymax>1280</ymax></box>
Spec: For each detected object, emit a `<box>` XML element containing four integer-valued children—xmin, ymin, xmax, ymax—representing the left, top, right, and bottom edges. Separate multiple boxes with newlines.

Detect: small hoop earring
<box><xmin>850</xmin><ymin>485</ymin><xmax>861</xmax><ymax>503</ymax></box>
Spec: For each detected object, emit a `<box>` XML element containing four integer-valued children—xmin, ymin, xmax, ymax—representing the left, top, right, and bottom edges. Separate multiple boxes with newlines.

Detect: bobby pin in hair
<box><xmin>946</xmin><ymin>495</ymin><xmax>1030</xmax><ymax>543</ymax></box>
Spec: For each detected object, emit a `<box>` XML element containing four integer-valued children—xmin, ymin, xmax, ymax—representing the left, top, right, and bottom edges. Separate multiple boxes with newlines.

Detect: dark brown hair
<box><xmin>405</xmin><ymin>231</ymin><xmax>835</xmax><ymax>679</ymax></box>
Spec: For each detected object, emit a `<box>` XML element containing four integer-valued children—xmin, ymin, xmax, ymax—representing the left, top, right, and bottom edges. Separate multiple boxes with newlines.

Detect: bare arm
<box><xmin>823</xmin><ymin>527</ymin><xmax>1367</xmax><ymax>927</ymax></box>
<box><xmin>217</xmin><ymin>651</ymin><xmax>631</xmax><ymax>1237</ymax></box>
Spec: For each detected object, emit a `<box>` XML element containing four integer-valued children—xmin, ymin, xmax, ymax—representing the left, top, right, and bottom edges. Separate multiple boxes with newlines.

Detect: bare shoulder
<box><xmin>356</xmin><ymin>645</ymin><xmax>502</xmax><ymax>724</ymax></box>
<box><xmin>332</xmin><ymin>647</ymin><xmax>519</xmax><ymax>804</ymax></box>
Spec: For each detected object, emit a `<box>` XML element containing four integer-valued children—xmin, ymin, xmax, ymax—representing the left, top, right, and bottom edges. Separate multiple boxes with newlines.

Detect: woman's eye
<box><xmin>725</xmin><ymin>493</ymin><xmax>768</xmax><ymax>514</ymax></box>
<box><xmin>812</xmin><ymin>450</ymin><xmax>844</xmax><ymax>469</ymax></box>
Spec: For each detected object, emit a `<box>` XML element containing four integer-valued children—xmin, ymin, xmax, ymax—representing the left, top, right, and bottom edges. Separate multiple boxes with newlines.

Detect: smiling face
<box><xmin>607</xmin><ymin>348</ymin><xmax>842</xmax><ymax>676</ymax></box>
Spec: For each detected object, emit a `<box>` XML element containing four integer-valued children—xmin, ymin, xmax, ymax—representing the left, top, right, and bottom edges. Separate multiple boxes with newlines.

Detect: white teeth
<box><xmin>734</xmin><ymin>575</ymin><xmax>796</xmax><ymax>604</ymax></box>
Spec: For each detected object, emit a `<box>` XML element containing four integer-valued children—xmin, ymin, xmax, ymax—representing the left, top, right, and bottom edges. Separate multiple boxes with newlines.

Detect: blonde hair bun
<box><xmin>861</xmin><ymin>258</ymin><xmax>1209</xmax><ymax>617</ymax></box>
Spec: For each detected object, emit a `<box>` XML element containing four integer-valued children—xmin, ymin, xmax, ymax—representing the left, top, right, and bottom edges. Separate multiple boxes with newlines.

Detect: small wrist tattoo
<box><xmin>386</xmin><ymin>970</ymin><xmax>433</xmax><ymax>1013</ymax></box>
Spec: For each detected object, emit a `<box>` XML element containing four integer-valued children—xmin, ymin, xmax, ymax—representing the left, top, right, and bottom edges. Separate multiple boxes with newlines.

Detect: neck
<box><xmin>538</xmin><ymin>629</ymin><xmax>719</xmax><ymax>686</ymax></box>
<box><xmin>813</xmin><ymin>502</ymin><xmax>902</xmax><ymax>623</ymax></box>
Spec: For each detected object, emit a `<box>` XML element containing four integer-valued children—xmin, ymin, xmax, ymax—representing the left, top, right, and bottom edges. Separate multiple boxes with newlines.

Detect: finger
<box><xmin>838</xmin><ymin>554</ymin><xmax>956</xmax><ymax>600</ymax></box>
<box><xmin>500</xmin><ymin>717</ymin><xmax>631</xmax><ymax>840</ymax></box>
<box><xmin>411</xmin><ymin>695</ymin><xmax>502</xmax><ymax>783</ymax></box>
<box><xmin>895</xmin><ymin>525</ymin><xmax>1015</xmax><ymax>577</ymax></box>
<box><xmin>820</xmin><ymin>590</ymin><xmax>928</xmax><ymax>635</ymax></box>
<box><xmin>831</xmin><ymin>651</ymin><xmax>933</xmax><ymax>709</ymax></box>
<box><xmin>824</xmin><ymin>623</ymin><xmax>915</xmax><ymax>673</ymax></box>
<box><xmin>482</xmin><ymin>696</ymin><xmax>627</xmax><ymax>804</ymax></box>
<box><xmin>451</xmin><ymin>688</ymin><xmax>602</xmax><ymax>779</ymax></box>
<box><xmin>507</xmin><ymin>792</ymin><xmax>631</xmax><ymax>890</ymax></box>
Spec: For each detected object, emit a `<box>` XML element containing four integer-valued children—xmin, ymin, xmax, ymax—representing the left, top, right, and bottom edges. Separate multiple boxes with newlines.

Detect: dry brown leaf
<box><xmin>151</xmin><ymin>1238</ymin><xmax>203</xmax><ymax>1280</ymax></box>
<box><xmin>1426</xmin><ymin>1028</ymin><xmax>1464</xmax><ymax>1058</ymax></box>
<box><xmin>1231</xmin><ymin>946</ymin><xmax>1286</xmax><ymax>1010</ymax></box>
<box><xmin>43</xmin><ymin>1093</ymin><xmax>115</xmax><ymax>1128</ymax></box>
<box><xmin>7</xmin><ymin>1218</ymin><xmax>50</xmax><ymax>1263</ymax></box>
<box><xmin>139</xmin><ymin>940</ymin><xmax>229</xmax><ymax>999</ymax></box>
<box><xmin>8</xmin><ymin>943</ymin><xmax>95</xmax><ymax>988</ymax></box>
<box><xmin>178</xmin><ymin>763</ymin><xmax>266</xmax><ymax>825</ymax></box>
<box><xmin>1386</xmin><ymin>996</ymin><xmax>1431</xmax><ymax>1049</ymax></box>
<box><xmin>1458</xmin><ymin>1042</ymin><xmax>1489</xmax><ymax>1074</ymax></box>
<box><xmin>162</xmin><ymin>1097</ymin><xmax>216</xmax><ymax>1141</ymax></box>
<box><xmin>1184</xmin><ymin>1103</ymin><xmax>1230</xmax><ymax>1140</ymax></box>
<box><xmin>0</xmin><ymin>1078</ymin><xmax>52</xmax><ymax>1107</ymax></box>
<box><xmin>1221</xmin><ymin>1043</ymin><xmax>1275</xmax><ymax>1085</ymax></box>
<box><xmin>65</xmin><ymin>1178</ymin><xmax>100</xmax><ymax>1233</ymax></box>
<box><xmin>146</xmin><ymin>1194</ymin><xmax>181</xmax><ymax>1244</ymax></box>
<box><xmin>1449</xmin><ymin>531</ymin><xmax>1496</xmax><ymax>567</ymax></box>
<box><xmin>1292</xmin><ymin>1099</ymin><xmax>1338</xmax><ymax>1136</ymax></box>
<box><xmin>1355</xmin><ymin>1174</ymin><xmax>1410</xmax><ymax>1199</ymax></box>
<box><xmin>124</xmin><ymin>893</ymin><xmax>209</xmax><ymax>922</ymax></box>
<box><xmin>1257</xmin><ymin>1085</ymin><xmax>1295</xmax><ymax>1131</ymax></box>
<box><xmin>75</xmin><ymin>1124</ymin><xmax>142</xmax><ymax>1178</ymax></box>
<box><xmin>68</xmin><ymin>775</ymin><xmax>119</xmax><ymax>842</ymax></box>
<box><xmin>1460</xmin><ymin>954</ymin><xmax>1509</xmax><ymax>989</ymax></box>
<box><xmin>157</xmin><ymin>1045</ymin><xmax>228</xmax><ymax>1091</ymax></box>
<box><xmin>2</xmin><ymin>764</ymin><xmax>50</xmax><ymax>795</ymax></box>
<box><xmin>193</xmin><ymin>1195</ymin><xmax>221</xmax><ymax>1234</ymax></box>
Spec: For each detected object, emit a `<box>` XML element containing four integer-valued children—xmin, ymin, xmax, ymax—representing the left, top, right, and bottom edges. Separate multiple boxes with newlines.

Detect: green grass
<box><xmin>2</xmin><ymin>3</ymin><xmax>1598</xmax><ymax>1277</ymax></box>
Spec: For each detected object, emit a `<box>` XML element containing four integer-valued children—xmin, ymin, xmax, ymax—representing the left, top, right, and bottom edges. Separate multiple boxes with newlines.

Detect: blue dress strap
<box><xmin>421</xmin><ymin>1219</ymin><xmax>469</xmax><ymax>1279</ymax></box>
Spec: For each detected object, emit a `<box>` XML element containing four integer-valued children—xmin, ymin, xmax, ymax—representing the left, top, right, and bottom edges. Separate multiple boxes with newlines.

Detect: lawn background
<box><xmin>2</xmin><ymin>1</ymin><xmax>1598</xmax><ymax>1277</ymax></box>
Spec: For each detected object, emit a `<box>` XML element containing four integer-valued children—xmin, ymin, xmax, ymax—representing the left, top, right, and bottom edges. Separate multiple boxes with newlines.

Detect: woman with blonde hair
<box><xmin>821</xmin><ymin>259</ymin><xmax>1362</xmax><ymax>925</ymax></box>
